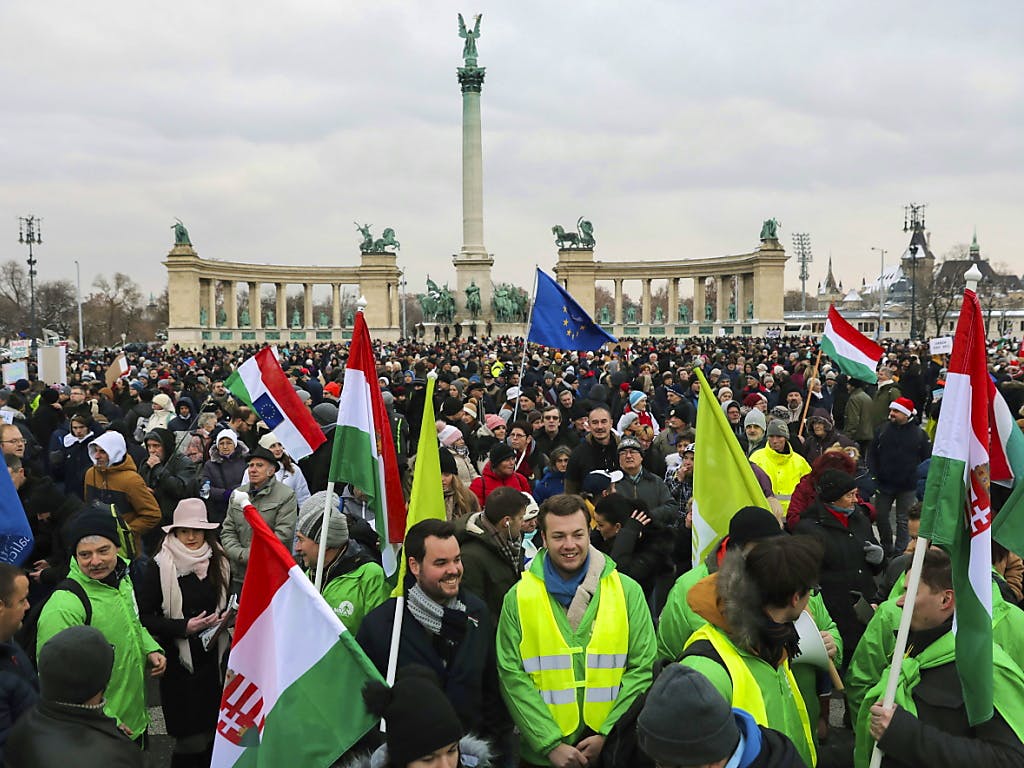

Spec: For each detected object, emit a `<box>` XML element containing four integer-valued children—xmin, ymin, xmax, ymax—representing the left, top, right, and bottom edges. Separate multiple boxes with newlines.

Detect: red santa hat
<box><xmin>889</xmin><ymin>397</ymin><xmax>916</xmax><ymax>417</ymax></box>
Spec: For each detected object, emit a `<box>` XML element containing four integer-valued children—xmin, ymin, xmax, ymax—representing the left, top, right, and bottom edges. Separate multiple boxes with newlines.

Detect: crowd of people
<box><xmin>2</xmin><ymin>332</ymin><xmax>1024</xmax><ymax>768</ymax></box>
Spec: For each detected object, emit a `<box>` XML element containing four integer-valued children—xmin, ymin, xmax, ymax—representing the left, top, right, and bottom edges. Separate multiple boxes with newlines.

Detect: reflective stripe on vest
<box><xmin>684</xmin><ymin>624</ymin><xmax>816</xmax><ymax>767</ymax></box>
<box><xmin>517</xmin><ymin>567</ymin><xmax>629</xmax><ymax>736</ymax></box>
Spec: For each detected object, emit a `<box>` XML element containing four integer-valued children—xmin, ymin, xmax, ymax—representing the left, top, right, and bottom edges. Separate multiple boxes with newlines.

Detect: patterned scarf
<box><xmin>406</xmin><ymin>583</ymin><xmax>466</xmax><ymax>637</ymax></box>
<box><xmin>476</xmin><ymin>512</ymin><xmax>522</xmax><ymax>573</ymax></box>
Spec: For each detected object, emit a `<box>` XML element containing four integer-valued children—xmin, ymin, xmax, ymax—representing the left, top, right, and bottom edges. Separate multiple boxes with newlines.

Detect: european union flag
<box><xmin>527</xmin><ymin>269</ymin><xmax>617</xmax><ymax>351</ymax></box>
<box><xmin>0</xmin><ymin>455</ymin><xmax>33</xmax><ymax>566</ymax></box>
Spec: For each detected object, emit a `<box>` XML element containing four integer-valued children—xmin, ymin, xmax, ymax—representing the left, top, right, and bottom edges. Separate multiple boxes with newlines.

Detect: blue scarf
<box><xmin>543</xmin><ymin>551</ymin><xmax>590</xmax><ymax>608</ymax></box>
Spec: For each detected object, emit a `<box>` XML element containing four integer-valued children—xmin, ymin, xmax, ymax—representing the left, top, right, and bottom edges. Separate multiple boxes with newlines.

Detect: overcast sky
<box><xmin>1</xmin><ymin>1</ymin><xmax>1022</xmax><ymax>306</ymax></box>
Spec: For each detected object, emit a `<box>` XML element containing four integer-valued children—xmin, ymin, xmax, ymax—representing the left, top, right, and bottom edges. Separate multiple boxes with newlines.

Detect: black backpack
<box><xmin>17</xmin><ymin>578</ymin><xmax>93</xmax><ymax>668</ymax></box>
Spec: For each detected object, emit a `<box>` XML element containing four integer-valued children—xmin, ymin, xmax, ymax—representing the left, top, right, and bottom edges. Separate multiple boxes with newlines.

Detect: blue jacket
<box><xmin>532</xmin><ymin>466</ymin><xmax>566</xmax><ymax>504</ymax></box>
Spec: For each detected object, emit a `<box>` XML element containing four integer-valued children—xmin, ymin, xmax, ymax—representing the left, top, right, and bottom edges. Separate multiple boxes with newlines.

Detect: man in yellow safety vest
<box><xmin>496</xmin><ymin>493</ymin><xmax>656</xmax><ymax>768</ymax></box>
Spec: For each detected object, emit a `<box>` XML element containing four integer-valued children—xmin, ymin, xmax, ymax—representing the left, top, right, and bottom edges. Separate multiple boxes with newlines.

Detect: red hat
<box><xmin>323</xmin><ymin>381</ymin><xmax>341</xmax><ymax>398</ymax></box>
<box><xmin>620</xmin><ymin>382</ymin><xmax>631</xmax><ymax>392</ymax></box>
<box><xmin>889</xmin><ymin>397</ymin><xmax>916</xmax><ymax>417</ymax></box>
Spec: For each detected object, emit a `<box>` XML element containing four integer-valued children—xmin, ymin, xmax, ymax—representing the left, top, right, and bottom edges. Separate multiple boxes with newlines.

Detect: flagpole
<box><xmin>512</xmin><ymin>266</ymin><xmax>539</xmax><ymax>424</ymax></box>
<box><xmin>867</xmin><ymin>537</ymin><xmax>929</xmax><ymax>768</ymax></box>
<box><xmin>797</xmin><ymin>346</ymin><xmax>823</xmax><ymax>438</ymax></box>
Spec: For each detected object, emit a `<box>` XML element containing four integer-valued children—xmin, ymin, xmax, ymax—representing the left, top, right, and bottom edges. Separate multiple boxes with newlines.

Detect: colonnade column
<box><xmin>668</xmin><ymin>278</ymin><xmax>679</xmax><ymax>326</ymax></box>
<box><xmin>614</xmin><ymin>279</ymin><xmax>624</xmax><ymax>325</ymax></box>
<box><xmin>249</xmin><ymin>282</ymin><xmax>261</xmax><ymax>328</ymax></box>
<box><xmin>641</xmin><ymin>279</ymin><xmax>652</xmax><ymax>325</ymax></box>
<box><xmin>717</xmin><ymin>276</ymin><xmax>729</xmax><ymax>323</ymax></box>
<box><xmin>734</xmin><ymin>276</ymin><xmax>744</xmax><ymax>325</ymax></box>
<box><xmin>693</xmin><ymin>277</ymin><xmax>705</xmax><ymax>324</ymax></box>
<box><xmin>303</xmin><ymin>284</ymin><xmax>314</xmax><ymax>328</ymax></box>
<box><xmin>331</xmin><ymin>284</ymin><xmax>341</xmax><ymax>328</ymax></box>
<box><xmin>207</xmin><ymin>280</ymin><xmax>217</xmax><ymax>327</ymax></box>
<box><xmin>276</xmin><ymin>283</ymin><xmax>287</xmax><ymax>329</ymax></box>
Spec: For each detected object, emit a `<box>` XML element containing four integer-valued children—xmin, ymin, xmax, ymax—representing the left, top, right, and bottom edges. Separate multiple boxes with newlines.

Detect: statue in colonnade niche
<box><xmin>728</xmin><ymin>303</ymin><xmax>736</xmax><ymax>321</ymax></box>
<box><xmin>624</xmin><ymin>306</ymin><xmax>637</xmax><ymax>324</ymax></box>
<box><xmin>678</xmin><ymin>304</ymin><xmax>689</xmax><ymax>323</ymax></box>
<box><xmin>654</xmin><ymin>306</ymin><xmax>664</xmax><ymax>324</ymax></box>
<box><xmin>240</xmin><ymin>308</ymin><xmax>250</xmax><ymax>326</ymax></box>
<box><xmin>747</xmin><ymin>300</ymin><xmax>755</xmax><ymax>319</ymax></box>
<box><xmin>319</xmin><ymin>311</ymin><xmax>329</xmax><ymax>327</ymax></box>
<box><xmin>599</xmin><ymin>306</ymin><xmax>611</xmax><ymax>325</ymax></box>
<box><xmin>199</xmin><ymin>307</ymin><xmax>208</xmax><ymax>326</ymax></box>
<box><xmin>291</xmin><ymin>309</ymin><xmax>301</xmax><ymax>328</ymax></box>
<box><xmin>265</xmin><ymin>309</ymin><xmax>275</xmax><ymax>327</ymax></box>
<box><xmin>216</xmin><ymin>308</ymin><xmax>227</xmax><ymax>327</ymax></box>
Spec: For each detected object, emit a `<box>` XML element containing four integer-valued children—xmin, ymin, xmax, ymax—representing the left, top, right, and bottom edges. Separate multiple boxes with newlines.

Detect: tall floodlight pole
<box><xmin>18</xmin><ymin>216</ymin><xmax>42</xmax><ymax>357</ymax></box>
<box><xmin>871</xmin><ymin>247</ymin><xmax>887</xmax><ymax>341</ymax></box>
<box><xmin>74</xmin><ymin>260</ymin><xmax>85</xmax><ymax>350</ymax></box>
<box><xmin>792</xmin><ymin>233</ymin><xmax>812</xmax><ymax>312</ymax></box>
<box><xmin>903</xmin><ymin>203</ymin><xmax>927</xmax><ymax>340</ymax></box>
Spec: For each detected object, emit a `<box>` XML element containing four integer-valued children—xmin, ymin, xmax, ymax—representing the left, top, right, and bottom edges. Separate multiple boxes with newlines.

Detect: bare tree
<box><xmin>36</xmin><ymin>280</ymin><xmax>77</xmax><ymax>338</ymax></box>
<box><xmin>83</xmin><ymin>273</ymin><xmax>143</xmax><ymax>346</ymax></box>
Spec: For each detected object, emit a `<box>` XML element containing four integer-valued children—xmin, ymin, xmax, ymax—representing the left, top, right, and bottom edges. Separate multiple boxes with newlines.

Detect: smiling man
<box><xmin>356</xmin><ymin>518</ymin><xmax>510</xmax><ymax>754</ymax></box>
<box><xmin>496</xmin><ymin>493</ymin><xmax>656</xmax><ymax>768</ymax></box>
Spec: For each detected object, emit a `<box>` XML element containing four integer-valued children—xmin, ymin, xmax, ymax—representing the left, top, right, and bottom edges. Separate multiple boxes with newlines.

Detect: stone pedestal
<box><xmin>453</xmin><ymin>251</ymin><xmax>494</xmax><ymax>319</ymax></box>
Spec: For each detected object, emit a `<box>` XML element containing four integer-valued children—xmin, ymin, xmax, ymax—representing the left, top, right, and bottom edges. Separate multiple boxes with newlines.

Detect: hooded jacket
<box><xmin>138</xmin><ymin>428</ymin><xmax>198</xmax><ymax>525</ymax></box>
<box><xmin>457</xmin><ymin>511</ymin><xmax>521</xmax><ymax>622</ymax></box>
<box><xmin>341</xmin><ymin>734</ymin><xmax>493</xmax><ymax>768</ymax></box>
<box><xmin>468</xmin><ymin>463</ymin><xmax>530</xmax><ymax>508</ymax></box>
<box><xmin>82</xmin><ymin>432</ymin><xmax>161</xmax><ymax>553</ymax></box>
<box><xmin>49</xmin><ymin>422</ymin><xmax>103</xmax><ymax>500</ymax></box>
<box><xmin>199</xmin><ymin>440</ymin><xmax>249</xmax><ymax>523</ymax></box>
<box><xmin>802</xmin><ymin>409</ymin><xmax>856</xmax><ymax>464</ymax></box>
<box><xmin>749</xmin><ymin>443</ymin><xmax>811</xmax><ymax>513</ymax></box>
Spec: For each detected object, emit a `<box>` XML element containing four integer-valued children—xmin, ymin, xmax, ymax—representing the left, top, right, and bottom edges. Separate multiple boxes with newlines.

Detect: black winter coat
<box><xmin>793</xmin><ymin>501</ymin><xmax>882</xmax><ymax>655</ymax></box>
<box><xmin>199</xmin><ymin>444</ymin><xmax>248</xmax><ymax>523</ymax></box>
<box><xmin>355</xmin><ymin>590</ymin><xmax>509</xmax><ymax>741</ymax></box>
<box><xmin>138</xmin><ymin>428</ymin><xmax>198</xmax><ymax>525</ymax></box>
<box><xmin>0</xmin><ymin>640</ymin><xmax>37</xmax><ymax>763</ymax></box>
<box><xmin>867</xmin><ymin>421</ymin><xmax>931</xmax><ymax>494</ymax></box>
<box><xmin>565</xmin><ymin>434</ymin><xmax>620</xmax><ymax>494</ymax></box>
<box><xmin>591</xmin><ymin>520</ymin><xmax>674</xmax><ymax>600</ymax></box>
<box><xmin>4</xmin><ymin>699</ymin><xmax>143</xmax><ymax>768</ymax></box>
<box><xmin>136</xmin><ymin>558</ymin><xmax>227</xmax><ymax>738</ymax></box>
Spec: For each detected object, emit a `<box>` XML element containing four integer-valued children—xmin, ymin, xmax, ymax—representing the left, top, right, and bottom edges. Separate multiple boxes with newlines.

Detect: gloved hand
<box><xmin>231</xmin><ymin>489</ymin><xmax>252</xmax><ymax>509</ymax></box>
<box><xmin>863</xmin><ymin>541</ymin><xmax>885</xmax><ymax>565</ymax></box>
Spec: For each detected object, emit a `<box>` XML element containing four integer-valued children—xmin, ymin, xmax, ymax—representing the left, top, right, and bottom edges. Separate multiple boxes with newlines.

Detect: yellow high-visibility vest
<box><xmin>685</xmin><ymin>623</ymin><xmax>816</xmax><ymax>767</ymax></box>
<box><xmin>516</xmin><ymin>568</ymin><xmax>629</xmax><ymax>736</ymax></box>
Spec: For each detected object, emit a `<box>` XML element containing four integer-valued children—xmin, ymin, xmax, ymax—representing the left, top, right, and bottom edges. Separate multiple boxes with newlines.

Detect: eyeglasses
<box><xmin>1</xmin><ymin>438</ymin><xmax>26</xmax><ymax>445</ymax></box>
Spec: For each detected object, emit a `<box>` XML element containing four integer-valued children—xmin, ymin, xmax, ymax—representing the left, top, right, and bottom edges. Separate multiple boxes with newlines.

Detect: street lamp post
<box><xmin>908</xmin><ymin>243</ymin><xmax>919</xmax><ymax>340</ymax></box>
<box><xmin>871</xmin><ymin>247</ymin><xmax>887</xmax><ymax>341</ymax></box>
<box><xmin>17</xmin><ymin>216</ymin><xmax>42</xmax><ymax>357</ymax></box>
<box><xmin>74</xmin><ymin>260</ymin><xmax>84</xmax><ymax>351</ymax></box>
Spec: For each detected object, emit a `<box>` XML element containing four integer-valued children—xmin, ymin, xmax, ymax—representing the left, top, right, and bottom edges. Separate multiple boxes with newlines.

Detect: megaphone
<box><xmin>792</xmin><ymin>610</ymin><xmax>830</xmax><ymax>671</ymax></box>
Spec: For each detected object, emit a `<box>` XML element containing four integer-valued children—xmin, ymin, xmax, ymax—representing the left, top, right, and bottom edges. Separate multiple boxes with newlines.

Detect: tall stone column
<box><xmin>451</xmin><ymin>53</ymin><xmax>494</xmax><ymax>319</ymax></box>
<box><xmin>224</xmin><ymin>281</ymin><xmax>237</xmax><ymax>329</ymax></box>
<box><xmin>207</xmin><ymin>280</ymin><xmax>217</xmax><ymax>327</ymax></box>
<box><xmin>276</xmin><ymin>283</ymin><xmax>287</xmax><ymax>329</ymax></box>
<box><xmin>668</xmin><ymin>278</ymin><xmax>679</xmax><ymax>326</ymax></box>
<box><xmin>641</xmin><ymin>279</ymin><xmax>652</xmax><ymax>325</ymax></box>
<box><xmin>717</xmin><ymin>276</ymin><xmax>729</xmax><ymax>324</ymax></box>
<box><xmin>614</xmin><ymin>279</ymin><xmax>624</xmax><ymax>325</ymax></box>
<box><xmin>734</xmin><ymin>276</ymin><xmax>744</xmax><ymax>326</ymax></box>
<box><xmin>303</xmin><ymin>284</ymin><xmax>314</xmax><ymax>328</ymax></box>
<box><xmin>332</xmin><ymin>284</ymin><xmax>341</xmax><ymax>328</ymax></box>
<box><xmin>249</xmin><ymin>282</ymin><xmax>261</xmax><ymax>328</ymax></box>
<box><xmin>693</xmin><ymin>277</ymin><xmax>705</xmax><ymax>325</ymax></box>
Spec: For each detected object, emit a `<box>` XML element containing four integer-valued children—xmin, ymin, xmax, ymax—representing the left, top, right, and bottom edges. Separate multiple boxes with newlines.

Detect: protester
<box><xmin>199</xmin><ymin>429</ymin><xmax>249</xmax><ymax>524</ymax></box>
<box><xmin>457</xmin><ymin>487</ymin><xmax>526</xmax><ymax>623</ymax></box>
<box><xmin>441</xmin><ymin>449</ymin><xmax>480</xmax><ymax>522</ymax></box>
<box><xmin>258</xmin><ymin>431</ymin><xmax>311</xmax><ymax>508</ymax></box>
<box><xmin>0</xmin><ymin>564</ymin><xmax>36</xmax><ymax>761</ymax></box>
<box><xmin>469</xmin><ymin>442</ymin><xmax>531</xmax><ymax>507</ymax></box>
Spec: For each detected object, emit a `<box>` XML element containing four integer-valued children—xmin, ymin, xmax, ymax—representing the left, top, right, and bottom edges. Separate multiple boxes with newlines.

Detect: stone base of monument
<box><xmin>166</xmin><ymin>325</ymin><xmax>401</xmax><ymax>348</ymax></box>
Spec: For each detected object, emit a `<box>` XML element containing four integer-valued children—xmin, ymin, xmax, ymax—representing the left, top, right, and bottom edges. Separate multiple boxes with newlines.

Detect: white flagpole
<box><xmin>512</xmin><ymin>266</ymin><xmax>540</xmax><ymax>423</ymax></box>
<box><xmin>313</xmin><ymin>481</ymin><xmax>335</xmax><ymax>592</ymax></box>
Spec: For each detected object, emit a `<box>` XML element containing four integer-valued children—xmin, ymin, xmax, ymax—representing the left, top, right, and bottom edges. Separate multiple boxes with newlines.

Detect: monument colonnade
<box><xmin>164</xmin><ymin>243</ymin><xmax>401</xmax><ymax>347</ymax></box>
<box><xmin>554</xmin><ymin>237</ymin><xmax>787</xmax><ymax>337</ymax></box>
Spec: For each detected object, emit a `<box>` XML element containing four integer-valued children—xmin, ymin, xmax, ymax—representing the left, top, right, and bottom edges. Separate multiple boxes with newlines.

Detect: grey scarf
<box><xmin>406</xmin><ymin>583</ymin><xmax>466</xmax><ymax>636</ymax></box>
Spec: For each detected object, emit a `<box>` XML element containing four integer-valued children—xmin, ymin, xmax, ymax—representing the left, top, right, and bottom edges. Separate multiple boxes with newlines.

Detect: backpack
<box><xmin>17</xmin><ymin>578</ymin><xmax>93</xmax><ymax>668</ymax></box>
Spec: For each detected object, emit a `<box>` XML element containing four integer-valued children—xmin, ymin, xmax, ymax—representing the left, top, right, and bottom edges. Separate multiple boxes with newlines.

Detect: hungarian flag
<box><xmin>211</xmin><ymin>503</ymin><xmax>383</xmax><ymax>767</ymax></box>
<box><xmin>920</xmin><ymin>286</ymin><xmax>997</xmax><ymax>725</ymax></box>
<box><xmin>691</xmin><ymin>368</ymin><xmax>770</xmax><ymax>565</ymax></box>
<box><xmin>391</xmin><ymin>373</ymin><xmax>447</xmax><ymax>594</ymax></box>
<box><xmin>225</xmin><ymin>347</ymin><xmax>325</xmax><ymax>460</ymax></box>
<box><xmin>820</xmin><ymin>305</ymin><xmax>884</xmax><ymax>384</ymax></box>
<box><xmin>329</xmin><ymin>310</ymin><xmax>405</xmax><ymax>575</ymax></box>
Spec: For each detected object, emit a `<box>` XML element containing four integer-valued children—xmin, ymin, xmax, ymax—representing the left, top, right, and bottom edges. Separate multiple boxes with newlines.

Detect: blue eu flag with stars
<box><xmin>527</xmin><ymin>269</ymin><xmax>617</xmax><ymax>351</ymax></box>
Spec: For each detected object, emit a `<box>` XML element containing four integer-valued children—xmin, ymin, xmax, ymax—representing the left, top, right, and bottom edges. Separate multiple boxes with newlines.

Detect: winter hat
<box><xmin>362</xmin><ymin>666</ymin><xmax>464</xmax><ymax>767</ymax></box>
<box><xmin>462</xmin><ymin>401</ymin><xmax>478</xmax><ymax>419</ymax></box>
<box><xmin>743</xmin><ymin>409</ymin><xmax>767</xmax><ymax>430</ymax></box>
<box><xmin>728</xmin><ymin>506</ymin><xmax>783</xmax><ymax>545</ymax></box>
<box><xmin>489</xmin><ymin>441</ymin><xmax>516</xmax><ymax>466</ymax></box>
<box><xmin>296</xmin><ymin>492</ymin><xmax>348</xmax><ymax>549</ymax></box>
<box><xmin>582</xmin><ymin>469</ymin><xmax>624</xmax><ymax>495</ymax></box>
<box><xmin>215</xmin><ymin>428</ymin><xmax>239</xmax><ymax>447</ymax></box>
<box><xmin>522</xmin><ymin>492</ymin><xmax>539</xmax><ymax>521</ymax></box>
<box><xmin>258</xmin><ymin>432</ymin><xmax>282</xmax><ymax>451</ymax></box>
<box><xmin>438</xmin><ymin>425</ymin><xmax>462</xmax><ymax>447</ymax></box>
<box><xmin>64</xmin><ymin>505</ymin><xmax>120</xmax><ymax>553</ymax></box>
<box><xmin>247</xmin><ymin>446</ymin><xmax>280</xmax><ymax>469</ymax></box>
<box><xmin>323</xmin><ymin>381</ymin><xmax>341</xmax><ymax>399</ymax></box>
<box><xmin>770</xmin><ymin>405</ymin><xmax>791</xmax><ymax>421</ymax></box>
<box><xmin>766</xmin><ymin>420</ymin><xmax>790</xmax><ymax>439</ymax></box>
<box><xmin>312</xmin><ymin>402</ymin><xmax>339</xmax><ymax>426</ymax></box>
<box><xmin>294</xmin><ymin>388</ymin><xmax>312</xmax><ymax>405</ymax></box>
<box><xmin>617</xmin><ymin>436</ymin><xmax>643</xmax><ymax>453</ymax></box>
<box><xmin>41</xmin><ymin>389</ymin><xmax>60</xmax><ymax>405</ymax></box>
<box><xmin>628</xmin><ymin>391</ymin><xmax>647</xmax><ymax>408</ymax></box>
<box><xmin>439</xmin><ymin>448</ymin><xmax>458</xmax><ymax>476</ymax></box>
<box><xmin>637</xmin><ymin>665</ymin><xmax>739</xmax><ymax>765</ymax></box>
<box><xmin>163</xmin><ymin>498</ymin><xmax>219</xmax><ymax>533</ymax></box>
<box><xmin>440</xmin><ymin>397</ymin><xmax>463</xmax><ymax>418</ymax></box>
<box><xmin>38</xmin><ymin>626</ymin><xmax>115</xmax><ymax>705</ymax></box>
<box><xmin>504</xmin><ymin>386</ymin><xmax>521</xmax><ymax>402</ymax></box>
<box><xmin>485</xmin><ymin>414</ymin><xmax>506</xmax><ymax>432</ymax></box>
<box><xmin>889</xmin><ymin>397</ymin><xmax>916</xmax><ymax>417</ymax></box>
<box><xmin>152</xmin><ymin>393</ymin><xmax>173</xmax><ymax>411</ymax></box>
<box><xmin>742</xmin><ymin>393</ymin><xmax>763</xmax><ymax>409</ymax></box>
<box><xmin>817</xmin><ymin>468</ymin><xmax>858</xmax><ymax>504</ymax></box>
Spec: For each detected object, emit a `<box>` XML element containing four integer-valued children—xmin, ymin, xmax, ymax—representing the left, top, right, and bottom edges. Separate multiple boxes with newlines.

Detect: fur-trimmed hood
<box><xmin>340</xmin><ymin>734</ymin><xmax>492</xmax><ymax>768</ymax></box>
<box><xmin>686</xmin><ymin>549</ymin><xmax>766</xmax><ymax>653</ymax></box>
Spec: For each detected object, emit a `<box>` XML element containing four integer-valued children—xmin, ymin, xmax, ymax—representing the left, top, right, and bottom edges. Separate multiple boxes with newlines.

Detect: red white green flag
<box><xmin>919</xmin><ymin>286</ymin><xmax>995</xmax><ymax>725</ymax></box>
<box><xmin>820</xmin><ymin>305</ymin><xmax>884</xmax><ymax>383</ymax></box>
<box><xmin>329</xmin><ymin>310</ymin><xmax>406</xmax><ymax>575</ymax></box>
<box><xmin>211</xmin><ymin>503</ymin><xmax>383</xmax><ymax>766</ymax></box>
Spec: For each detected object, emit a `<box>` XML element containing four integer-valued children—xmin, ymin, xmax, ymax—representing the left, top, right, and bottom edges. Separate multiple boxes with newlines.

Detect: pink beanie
<box><xmin>438</xmin><ymin>425</ymin><xmax>462</xmax><ymax>447</ymax></box>
<box><xmin>485</xmin><ymin>414</ymin><xmax>506</xmax><ymax>432</ymax></box>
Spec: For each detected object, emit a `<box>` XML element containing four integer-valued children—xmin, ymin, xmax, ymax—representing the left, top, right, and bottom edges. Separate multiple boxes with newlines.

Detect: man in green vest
<box><xmin>678</xmin><ymin>535</ymin><xmax>823</xmax><ymax>767</ymax></box>
<box><xmin>854</xmin><ymin>548</ymin><xmax>1024</xmax><ymax>768</ymax></box>
<box><xmin>496</xmin><ymin>493</ymin><xmax>656</xmax><ymax>768</ymax></box>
